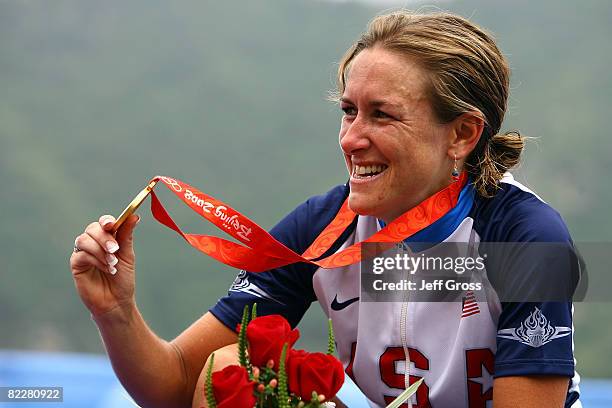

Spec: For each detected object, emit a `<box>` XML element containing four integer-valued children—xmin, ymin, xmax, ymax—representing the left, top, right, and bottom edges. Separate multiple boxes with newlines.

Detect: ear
<box><xmin>447</xmin><ymin>111</ymin><xmax>485</xmax><ymax>160</ymax></box>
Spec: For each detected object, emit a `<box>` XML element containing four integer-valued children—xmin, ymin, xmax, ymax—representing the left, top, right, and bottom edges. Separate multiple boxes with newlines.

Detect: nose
<box><xmin>339</xmin><ymin>114</ymin><xmax>371</xmax><ymax>156</ymax></box>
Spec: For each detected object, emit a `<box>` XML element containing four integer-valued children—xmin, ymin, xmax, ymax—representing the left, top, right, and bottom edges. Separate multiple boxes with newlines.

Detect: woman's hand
<box><xmin>69</xmin><ymin>214</ymin><xmax>140</xmax><ymax>317</ymax></box>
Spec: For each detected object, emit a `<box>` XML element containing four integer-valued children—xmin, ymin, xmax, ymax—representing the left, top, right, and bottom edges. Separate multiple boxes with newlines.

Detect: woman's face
<box><xmin>339</xmin><ymin>47</ymin><xmax>454</xmax><ymax>222</ymax></box>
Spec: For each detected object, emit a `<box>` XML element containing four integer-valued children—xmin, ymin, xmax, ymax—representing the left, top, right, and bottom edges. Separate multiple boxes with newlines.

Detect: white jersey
<box><xmin>211</xmin><ymin>174</ymin><xmax>581</xmax><ymax>407</ymax></box>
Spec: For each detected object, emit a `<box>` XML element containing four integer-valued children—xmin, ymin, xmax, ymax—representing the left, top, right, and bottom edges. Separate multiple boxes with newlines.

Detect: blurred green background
<box><xmin>1</xmin><ymin>0</ymin><xmax>610</xmax><ymax>378</ymax></box>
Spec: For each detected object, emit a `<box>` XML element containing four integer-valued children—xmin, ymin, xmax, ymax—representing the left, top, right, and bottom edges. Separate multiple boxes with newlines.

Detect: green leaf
<box><xmin>384</xmin><ymin>378</ymin><xmax>424</xmax><ymax>408</ymax></box>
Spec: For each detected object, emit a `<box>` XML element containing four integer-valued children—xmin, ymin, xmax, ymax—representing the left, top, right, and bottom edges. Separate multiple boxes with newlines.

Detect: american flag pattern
<box><xmin>461</xmin><ymin>290</ymin><xmax>480</xmax><ymax>318</ymax></box>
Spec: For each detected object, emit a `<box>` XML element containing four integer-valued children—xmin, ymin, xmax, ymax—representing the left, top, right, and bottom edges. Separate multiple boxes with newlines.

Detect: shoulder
<box><xmin>470</xmin><ymin>173</ymin><xmax>572</xmax><ymax>243</ymax></box>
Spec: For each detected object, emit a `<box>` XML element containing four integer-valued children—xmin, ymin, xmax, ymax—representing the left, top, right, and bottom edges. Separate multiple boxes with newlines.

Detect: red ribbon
<box><xmin>148</xmin><ymin>174</ymin><xmax>467</xmax><ymax>272</ymax></box>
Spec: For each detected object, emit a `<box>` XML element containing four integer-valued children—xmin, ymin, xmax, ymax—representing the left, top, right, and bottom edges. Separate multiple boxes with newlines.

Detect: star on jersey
<box><xmin>497</xmin><ymin>307</ymin><xmax>571</xmax><ymax>348</ymax></box>
<box><xmin>229</xmin><ymin>270</ymin><xmax>284</xmax><ymax>304</ymax></box>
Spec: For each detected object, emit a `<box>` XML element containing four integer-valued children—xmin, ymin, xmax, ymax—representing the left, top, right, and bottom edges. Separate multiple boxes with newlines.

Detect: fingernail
<box><xmin>106</xmin><ymin>253</ymin><xmax>118</xmax><ymax>266</ymax></box>
<box><xmin>101</xmin><ymin>217</ymin><xmax>114</xmax><ymax>227</ymax></box>
<box><xmin>109</xmin><ymin>266</ymin><xmax>117</xmax><ymax>275</ymax></box>
<box><xmin>106</xmin><ymin>241</ymin><xmax>119</xmax><ymax>253</ymax></box>
<box><xmin>135</xmin><ymin>215</ymin><xmax>141</xmax><ymax>224</ymax></box>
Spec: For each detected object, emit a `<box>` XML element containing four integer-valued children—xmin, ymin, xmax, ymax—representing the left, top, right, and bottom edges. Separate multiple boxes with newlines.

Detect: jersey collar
<box><xmin>377</xmin><ymin>181</ymin><xmax>475</xmax><ymax>249</ymax></box>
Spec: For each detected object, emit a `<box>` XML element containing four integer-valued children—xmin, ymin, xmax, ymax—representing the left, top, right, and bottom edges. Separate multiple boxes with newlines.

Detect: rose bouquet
<box><xmin>204</xmin><ymin>304</ymin><xmax>344</xmax><ymax>408</ymax></box>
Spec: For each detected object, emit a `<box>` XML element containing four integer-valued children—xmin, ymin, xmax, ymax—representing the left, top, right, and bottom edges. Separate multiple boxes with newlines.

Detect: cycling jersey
<box><xmin>210</xmin><ymin>173</ymin><xmax>581</xmax><ymax>408</ymax></box>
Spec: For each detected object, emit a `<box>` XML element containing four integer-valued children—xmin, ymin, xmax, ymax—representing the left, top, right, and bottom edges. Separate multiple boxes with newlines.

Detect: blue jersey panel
<box><xmin>210</xmin><ymin>183</ymin><xmax>353</xmax><ymax>330</ymax></box>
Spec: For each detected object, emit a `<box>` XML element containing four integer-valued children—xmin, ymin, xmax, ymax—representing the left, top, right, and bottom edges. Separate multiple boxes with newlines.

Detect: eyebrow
<box><xmin>340</xmin><ymin>97</ymin><xmax>402</xmax><ymax>110</ymax></box>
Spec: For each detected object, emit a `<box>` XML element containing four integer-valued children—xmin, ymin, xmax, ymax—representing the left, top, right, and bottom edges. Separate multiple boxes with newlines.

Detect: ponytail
<box><xmin>468</xmin><ymin>131</ymin><xmax>525</xmax><ymax>197</ymax></box>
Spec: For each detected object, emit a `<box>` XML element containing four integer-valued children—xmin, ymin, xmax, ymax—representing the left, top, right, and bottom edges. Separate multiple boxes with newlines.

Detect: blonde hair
<box><xmin>335</xmin><ymin>11</ymin><xmax>524</xmax><ymax>197</ymax></box>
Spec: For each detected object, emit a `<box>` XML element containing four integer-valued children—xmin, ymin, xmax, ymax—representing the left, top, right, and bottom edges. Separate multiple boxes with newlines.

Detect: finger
<box><xmin>99</xmin><ymin>214</ymin><xmax>116</xmax><ymax>232</ymax></box>
<box><xmin>74</xmin><ymin>233</ymin><xmax>116</xmax><ymax>268</ymax></box>
<box><xmin>71</xmin><ymin>248</ymin><xmax>116</xmax><ymax>275</ymax></box>
<box><xmin>85</xmin><ymin>221</ymin><xmax>120</xmax><ymax>255</ymax></box>
<box><xmin>115</xmin><ymin>214</ymin><xmax>140</xmax><ymax>254</ymax></box>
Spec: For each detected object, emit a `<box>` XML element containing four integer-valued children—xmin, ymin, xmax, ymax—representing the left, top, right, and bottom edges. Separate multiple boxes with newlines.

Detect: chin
<box><xmin>347</xmin><ymin>193</ymin><xmax>385</xmax><ymax>218</ymax></box>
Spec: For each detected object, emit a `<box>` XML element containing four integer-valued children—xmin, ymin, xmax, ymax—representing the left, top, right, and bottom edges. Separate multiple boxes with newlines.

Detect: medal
<box><xmin>134</xmin><ymin>172</ymin><xmax>468</xmax><ymax>271</ymax></box>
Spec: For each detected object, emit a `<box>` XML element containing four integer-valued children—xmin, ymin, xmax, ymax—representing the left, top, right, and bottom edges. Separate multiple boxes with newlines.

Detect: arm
<box><xmin>95</xmin><ymin>307</ymin><xmax>236</xmax><ymax>408</ymax></box>
<box><xmin>483</xmin><ymin>191</ymin><xmax>580</xmax><ymax>407</ymax></box>
<box><xmin>73</xmin><ymin>186</ymin><xmax>347</xmax><ymax>407</ymax></box>
<box><xmin>331</xmin><ymin>397</ymin><xmax>348</xmax><ymax>408</ymax></box>
<box><xmin>70</xmin><ymin>214</ymin><xmax>236</xmax><ymax>408</ymax></box>
<box><xmin>493</xmin><ymin>376</ymin><xmax>569</xmax><ymax>408</ymax></box>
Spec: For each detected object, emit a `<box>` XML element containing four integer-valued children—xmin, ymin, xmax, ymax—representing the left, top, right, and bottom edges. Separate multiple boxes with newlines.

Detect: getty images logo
<box><xmin>497</xmin><ymin>307</ymin><xmax>572</xmax><ymax>348</ymax></box>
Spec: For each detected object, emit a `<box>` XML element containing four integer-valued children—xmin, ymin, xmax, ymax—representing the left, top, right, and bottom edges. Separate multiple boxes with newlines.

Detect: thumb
<box><xmin>115</xmin><ymin>214</ymin><xmax>141</xmax><ymax>254</ymax></box>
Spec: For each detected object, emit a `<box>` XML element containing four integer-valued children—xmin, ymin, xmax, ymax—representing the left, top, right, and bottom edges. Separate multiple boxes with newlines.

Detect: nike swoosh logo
<box><xmin>331</xmin><ymin>294</ymin><xmax>359</xmax><ymax>311</ymax></box>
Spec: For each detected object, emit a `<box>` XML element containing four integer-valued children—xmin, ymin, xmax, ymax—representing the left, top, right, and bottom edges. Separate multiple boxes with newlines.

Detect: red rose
<box><xmin>212</xmin><ymin>365</ymin><xmax>256</xmax><ymax>408</ymax></box>
<box><xmin>286</xmin><ymin>350</ymin><xmax>345</xmax><ymax>401</ymax></box>
<box><xmin>246</xmin><ymin>315</ymin><xmax>300</xmax><ymax>369</ymax></box>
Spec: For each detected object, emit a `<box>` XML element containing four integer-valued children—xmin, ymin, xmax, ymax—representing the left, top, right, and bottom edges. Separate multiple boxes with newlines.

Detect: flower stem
<box><xmin>327</xmin><ymin>318</ymin><xmax>335</xmax><ymax>355</ymax></box>
<box><xmin>238</xmin><ymin>305</ymin><xmax>253</xmax><ymax>378</ymax></box>
<box><xmin>204</xmin><ymin>353</ymin><xmax>217</xmax><ymax>408</ymax></box>
<box><xmin>277</xmin><ymin>343</ymin><xmax>290</xmax><ymax>408</ymax></box>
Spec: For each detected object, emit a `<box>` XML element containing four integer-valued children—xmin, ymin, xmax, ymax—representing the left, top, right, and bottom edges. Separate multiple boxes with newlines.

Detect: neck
<box><xmin>379</xmin><ymin>179</ymin><xmax>456</xmax><ymax>224</ymax></box>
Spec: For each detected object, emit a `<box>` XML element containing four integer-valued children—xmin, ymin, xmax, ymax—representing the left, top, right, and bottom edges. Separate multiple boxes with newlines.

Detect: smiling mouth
<box><xmin>352</xmin><ymin>164</ymin><xmax>389</xmax><ymax>179</ymax></box>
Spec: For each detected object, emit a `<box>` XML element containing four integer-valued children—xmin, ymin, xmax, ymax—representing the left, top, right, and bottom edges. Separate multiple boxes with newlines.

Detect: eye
<box><xmin>374</xmin><ymin>110</ymin><xmax>393</xmax><ymax>119</ymax></box>
<box><xmin>341</xmin><ymin>105</ymin><xmax>357</xmax><ymax>116</ymax></box>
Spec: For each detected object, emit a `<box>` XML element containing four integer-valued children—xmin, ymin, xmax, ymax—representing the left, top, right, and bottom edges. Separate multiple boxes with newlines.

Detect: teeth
<box><xmin>354</xmin><ymin>164</ymin><xmax>387</xmax><ymax>177</ymax></box>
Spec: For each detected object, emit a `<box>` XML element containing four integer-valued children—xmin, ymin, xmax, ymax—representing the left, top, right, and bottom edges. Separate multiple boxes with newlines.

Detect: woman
<box><xmin>70</xmin><ymin>11</ymin><xmax>580</xmax><ymax>408</ymax></box>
